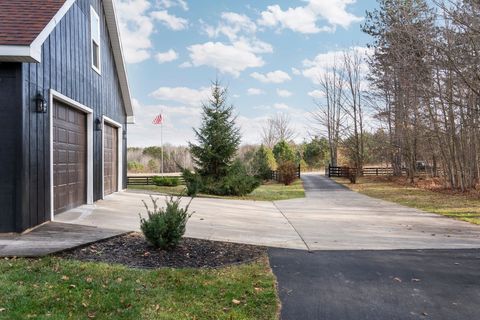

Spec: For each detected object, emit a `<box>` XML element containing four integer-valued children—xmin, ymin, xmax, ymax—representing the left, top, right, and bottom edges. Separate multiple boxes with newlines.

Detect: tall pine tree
<box><xmin>189</xmin><ymin>81</ymin><xmax>241</xmax><ymax>179</ymax></box>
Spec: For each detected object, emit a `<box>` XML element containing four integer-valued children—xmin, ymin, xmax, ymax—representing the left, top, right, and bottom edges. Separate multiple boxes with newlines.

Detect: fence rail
<box><xmin>127</xmin><ymin>175</ymin><xmax>184</xmax><ymax>186</ymax></box>
<box><xmin>326</xmin><ymin>165</ymin><xmax>411</xmax><ymax>178</ymax></box>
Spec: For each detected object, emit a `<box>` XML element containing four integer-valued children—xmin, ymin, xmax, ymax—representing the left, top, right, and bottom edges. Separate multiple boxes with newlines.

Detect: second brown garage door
<box><xmin>53</xmin><ymin>100</ymin><xmax>87</xmax><ymax>215</ymax></box>
<box><xmin>104</xmin><ymin>123</ymin><xmax>118</xmax><ymax>196</ymax></box>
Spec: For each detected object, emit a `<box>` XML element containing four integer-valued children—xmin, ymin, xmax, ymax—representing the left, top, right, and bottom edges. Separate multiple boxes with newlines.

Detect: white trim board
<box><xmin>102</xmin><ymin>116</ymin><xmax>123</xmax><ymax>198</ymax></box>
<box><xmin>49</xmin><ymin>89</ymin><xmax>94</xmax><ymax>222</ymax></box>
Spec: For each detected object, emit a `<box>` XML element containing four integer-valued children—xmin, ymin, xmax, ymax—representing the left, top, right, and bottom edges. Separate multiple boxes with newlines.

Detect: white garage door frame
<box><xmin>101</xmin><ymin>115</ymin><xmax>123</xmax><ymax>198</ymax></box>
<box><xmin>49</xmin><ymin>89</ymin><xmax>94</xmax><ymax>222</ymax></box>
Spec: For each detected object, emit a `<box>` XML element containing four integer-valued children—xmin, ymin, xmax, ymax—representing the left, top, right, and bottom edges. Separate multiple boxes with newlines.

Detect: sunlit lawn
<box><xmin>128</xmin><ymin>179</ymin><xmax>305</xmax><ymax>201</ymax></box>
<box><xmin>0</xmin><ymin>257</ymin><xmax>278</xmax><ymax>320</ymax></box>
<box><xmin>335</xmin><ymin>177</ymin><xmax>480</xmax><ymax>225</ymax></box>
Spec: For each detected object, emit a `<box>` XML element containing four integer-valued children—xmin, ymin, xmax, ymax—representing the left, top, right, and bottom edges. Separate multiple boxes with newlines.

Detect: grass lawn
<box><xmin>0</xmin><ymin>257</ymin><xmax>278</xmax><ymax>320</ymax></box>
<box><xmin>335</xmin><ymin>177</ymin><xmax>480</xmax><ymax>225</ymax></box>
<box><xmin>128</xmin><ymin>179</ymin><xmax>305</xmax><ymax>201</ymax></box>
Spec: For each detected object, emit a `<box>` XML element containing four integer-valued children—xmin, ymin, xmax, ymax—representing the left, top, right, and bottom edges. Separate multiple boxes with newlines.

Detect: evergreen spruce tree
<box><xmin>252</xmin><ymin>145</ymin><xmax>277</xmax><ymax>180</ymax></box>
<box><xmin>189</xmin><ymin>81</ymin><xmax>241</xmax><ymax>179</ymax></box>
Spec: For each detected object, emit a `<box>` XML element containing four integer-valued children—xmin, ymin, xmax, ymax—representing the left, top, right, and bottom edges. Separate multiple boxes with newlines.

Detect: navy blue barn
<box><xmin>0</xmin><ymin>0</ymin><xmax>135</xmax><ymax>232</ymax></box>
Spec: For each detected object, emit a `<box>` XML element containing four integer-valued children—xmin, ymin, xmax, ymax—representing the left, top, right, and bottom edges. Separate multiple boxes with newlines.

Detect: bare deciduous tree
<box><xmin>261</xmin><ymin>113</ymin><xmax>296</xmax><ymax>147</ymax></box>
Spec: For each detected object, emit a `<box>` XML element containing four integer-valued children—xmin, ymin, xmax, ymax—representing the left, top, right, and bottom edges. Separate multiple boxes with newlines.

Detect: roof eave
<box><xmin>103</xmin><ymin>0</ymin><xmax>134</xmax><ymax>120</ymax></box>
<box><xmin>0</xmin><ymin>45</ymin><xmax>41</xmax><ymax>62</ymax></box>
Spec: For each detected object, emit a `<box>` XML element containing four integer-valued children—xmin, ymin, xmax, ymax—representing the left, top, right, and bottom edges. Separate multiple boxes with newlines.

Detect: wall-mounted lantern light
<box><xmin>36</xmin><ymin>93</ymin><xmax>48</xmax><ymax>113</ymax></box>
<box><xmin>95</xmin><ymin>118</ymin><xmax>103</xmax><ymax>131</ymax></box>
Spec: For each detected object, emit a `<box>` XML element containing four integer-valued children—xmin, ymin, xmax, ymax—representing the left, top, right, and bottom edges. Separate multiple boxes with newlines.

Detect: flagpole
<box><xmin>161</xmin><ymin>110</ymin><xmax>164</xmax><ymax>175</ymax></box>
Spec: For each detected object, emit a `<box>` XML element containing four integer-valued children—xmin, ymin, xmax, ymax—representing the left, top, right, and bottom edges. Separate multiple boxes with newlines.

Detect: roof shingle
<box><xmin>0</xmin><ymin>0</ymin><xmax>66</xmax><ymax>46</ymax></box>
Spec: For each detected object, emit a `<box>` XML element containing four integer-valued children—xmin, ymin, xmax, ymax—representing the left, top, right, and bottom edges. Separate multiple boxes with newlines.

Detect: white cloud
<box><xmin>308</xmin><ymin>90</ymin><xmax>325</xmax><ymax>98</ymax></box>
<box><xmin>151</xmin><ymin>10</ymin><xmax>188</xmax><ymax>30</ymax></box>
<box><xmin>203</xmin><ymin>12</ymin><xmax>257</xmax><ymax>41</ymax></box>
<box><xmin>157</xmin><ymin>0</ymin><xmax>188</xmax><ymax>11</ymax></box>
<box><xmin>302</xmin><ymin>46</ymin><xmax>371</xmax><ymax>84</ymax></box>
<box><xmin>258</xmin><ymin>0</ymin><xmax>362</xmax><ymax>34</ymax></box>
<box><xmin>116</xmin><ymin>0</ymin><xmax>154</xmax><ymax>63</ymax></box>
<box><xmin>187</xmin><ymin>41</ymin><xmax>265</xmax><ymax>77</ymax></box>
<box><xmin>251</xmin><ymin>70</ymin><xmax>291</xmax><ymax>83</ymax></box>
<box><xmin>291</xmin><ymin>67</ymin><xmax>302</xmax><ymax>75</ymax></box>
<box><xmin>273</xmin><ymin>103</ymin><xmax>290</xmax><ymax>110</ymax></box>
<box><xmin>191</xmin><ymin>11</ymin><xmax>272</xmax><ymax>76</ymax></box>
<box><xmin>156</xmin><ymin>49</ymin><xmax>179</xmax><ymax>63</ymax></box>
<box><xmin>247</xmin><ymin>88</ymin><xmax>265</xmax><ymax>95</ymax></box>
<box><xmin>150</xmin><ymin>86</ymin><xmax>211</xmax><ymax>106</ymax></box>
<box><xmin>277</xmin><ymin>89</ymin><xmax>293</xmax><ymax>97</ymax></box>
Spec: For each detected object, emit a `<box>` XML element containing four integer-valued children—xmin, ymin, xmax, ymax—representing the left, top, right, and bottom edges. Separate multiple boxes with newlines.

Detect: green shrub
<box><xmin>211</xmin><ymin>161</ymin><xmax>260</xmax><ymax>196</ymax></box>
<box><xmin>182</xmin><ymin>169</ymin><xmax>203</xmax><ymax>196</ymax></box>
<box><xmin>273</xmin><ymin>140</ymin><xmax>295</xmax><ymax>164</ymax></box>
<box><xmin>139</xmin><ymin>196</ymin><xmax>193</xmax><ymax>250</ymax></box>
<box><xmin>127</xmin><ymin>161</ymin><xmax>144</xmax><ymax>173</ymax></box>
<box><xmin>184</xmin><ymin>162</ymin><xmax>260</xmax><ymax>197</ymax></box>
<box><xmin>277</xmin><ymin>161</ymin><xmax>298</xmax><ymax>185</ymax></box>
<box><xmin>203</xmin><ymin>162</ymin><xmax>260</xmax><ymax>196</ymax></box>
<box><xmin>152</xmin><ymin>176</ymin><xmax>180</xmax><ymax>187</ymax></box>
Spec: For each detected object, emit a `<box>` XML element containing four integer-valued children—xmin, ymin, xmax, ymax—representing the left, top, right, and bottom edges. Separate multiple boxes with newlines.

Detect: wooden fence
<box><xmin>271</xmin><ymin>165</ymin><xmax>301</xmax><ymax>182</ymax></box>
<box><xmin>326</xmin><ymin>165</ymin><xmax>408</xmax><ymax>178</ymax></box>
<box><xmin>127</xmin><ymin>175</ymin><xmax>184</xmax><ymax>186</ymax></box>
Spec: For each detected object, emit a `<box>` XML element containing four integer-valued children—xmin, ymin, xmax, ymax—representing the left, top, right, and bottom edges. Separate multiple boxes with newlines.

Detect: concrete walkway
<box><xmin>56</xmin><ymin>193</ymin><xmax>306</xmax><ymax>249</ymax></box>
<box><xmin>0</xmin><ymin>222</ymin><xmax>125</xmax><ymax>257</ymax></box>
<box><xmin>56</xmin><ymin>173</ymin><xmax>480</xmax><ymax>251</ymax></box>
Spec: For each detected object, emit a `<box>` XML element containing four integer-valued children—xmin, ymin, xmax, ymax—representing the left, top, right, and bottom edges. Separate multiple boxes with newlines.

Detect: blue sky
<box><xmin>117</xmin><ymin>0</ymin><xmax>378</xmax><ymax>147</ymax></box>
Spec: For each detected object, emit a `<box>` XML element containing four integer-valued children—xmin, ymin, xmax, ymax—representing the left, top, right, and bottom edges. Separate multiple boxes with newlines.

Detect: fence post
<box><xmin>328</xmin><ymin>164</ymin><xmax>331</xmax><ymax>178</ymax></box>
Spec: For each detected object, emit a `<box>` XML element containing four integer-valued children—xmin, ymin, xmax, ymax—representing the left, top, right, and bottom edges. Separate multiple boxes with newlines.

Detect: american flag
<box><xmin>152</xmin><ymin>114</ymin><xmax>163</xmax><ymax>125</ymax></box>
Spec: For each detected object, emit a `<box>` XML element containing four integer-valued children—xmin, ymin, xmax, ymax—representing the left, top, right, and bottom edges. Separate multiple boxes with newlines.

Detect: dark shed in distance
<box><xmin>0</xmin><ymin>0</ymin><xmax>135</xmax><ymax>233</ymax></box>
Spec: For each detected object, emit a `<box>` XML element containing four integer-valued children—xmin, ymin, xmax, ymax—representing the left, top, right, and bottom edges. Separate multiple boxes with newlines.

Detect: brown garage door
<box><xmin>53</xmin><ymin>100</ymin><xmax>87</xmax><ymax>215</ymax></box>
<box><xmin>104</xmin><ymin>123</ymin><xmax>118</xmax><ymax>196</ymax></box>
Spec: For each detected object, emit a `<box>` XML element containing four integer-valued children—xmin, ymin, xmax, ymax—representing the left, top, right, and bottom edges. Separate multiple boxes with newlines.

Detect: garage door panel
<box><xmin>53</xmin><ymin>100</ymin><xmax>87</xmax><ymax>215</ymax></box>
<box><xmin>104</xmin><ymin>123</ymin><xmax>118</xmax><ymax>196</ymax></box>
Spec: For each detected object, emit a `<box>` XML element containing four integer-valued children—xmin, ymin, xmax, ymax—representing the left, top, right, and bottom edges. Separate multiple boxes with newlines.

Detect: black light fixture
<box><xmin>36</xmin><ymin>93</ymin><xmax>48</xmax><ymax>113</ymax></box>
<box><xmin>95</xmin><ymin>117</ymin><xmax>103</xmax><ymax>131</ymax></box>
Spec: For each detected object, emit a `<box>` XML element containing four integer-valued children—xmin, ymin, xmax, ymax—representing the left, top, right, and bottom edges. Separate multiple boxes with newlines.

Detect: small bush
<box><xmin>182</xmin><ymin>169</ymin><xmax>203</xmax><ymax>196</ymax></box>
<box><xmin>278</xmin><ymin>161</ymin><xmax>298</xmax><ymax>185</ymax></box>
<box><xmin>215</xmin><ymin>161</ymin><xmax>260</xmax><ymax>196</ymax></box>
<box><xmin>184</xmin><ymin>162</ymin><xmax>260</xmax><ymax>196</ymax></box>
<box><xmin>139</xmin><ymin>196</ymin><xmax>193</xmax><ymax>250</ymax></box>
<box><xmin>152</xmin><ymin>176</ymin><xmax>180</xmax><ymax>187</ymax></box>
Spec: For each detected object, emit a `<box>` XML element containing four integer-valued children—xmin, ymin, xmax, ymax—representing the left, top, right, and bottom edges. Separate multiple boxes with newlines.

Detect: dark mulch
<box><xmin>59</xmin><ymin>233</ymin><xmax>266</xmax><ymax>269</ymax></box>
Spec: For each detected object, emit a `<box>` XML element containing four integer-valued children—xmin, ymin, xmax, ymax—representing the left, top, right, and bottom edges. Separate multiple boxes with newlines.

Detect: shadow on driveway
<box><xmin>269</xmin><ymin>248</ymin><xmax>480</xmax><ymax>320</ymax></box>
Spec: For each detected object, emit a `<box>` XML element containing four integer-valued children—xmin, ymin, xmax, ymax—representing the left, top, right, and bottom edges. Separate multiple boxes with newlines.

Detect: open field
<box><xmin>128</xmin><ymin>179</ymin><xmax>305</xmax><ymax>202</ymax></box>
<box><xmin>0</xmin><ymin>256</ymin><xmax>278</xmax><ymax>320</ymax></box>
<box><xmin>335</xmin><ymin>177</ymin><xmax>480</xmax><ymax>225</ymax></box>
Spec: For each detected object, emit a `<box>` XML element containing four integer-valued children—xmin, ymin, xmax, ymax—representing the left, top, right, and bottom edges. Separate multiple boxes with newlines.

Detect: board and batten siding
<box><xmin>0</xmin><ymin>63</ymin><xmax>22</xmax><ymax>232</ymax></box>
<box><xmin>18</xmin><ymin>0</ymin><xmax>127</xmax><ymax>232</ymax></box>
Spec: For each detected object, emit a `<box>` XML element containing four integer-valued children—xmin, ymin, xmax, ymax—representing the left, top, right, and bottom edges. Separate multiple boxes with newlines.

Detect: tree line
<box><xmin>312</xmin><ymin>0</ymin><xmax>480</xmax><ymax>191</ymax></box>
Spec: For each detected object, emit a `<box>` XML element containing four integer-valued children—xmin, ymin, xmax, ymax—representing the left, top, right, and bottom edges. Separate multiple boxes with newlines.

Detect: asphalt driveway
<box><xmin>57</xmin><ymin>173</ymin><xmax>480</xmax><ymax>250</ymax></box>
<box><xmin>269</xmin><ymin>248</ymin><xmax>480</xmax><ymax>320</ymax></box>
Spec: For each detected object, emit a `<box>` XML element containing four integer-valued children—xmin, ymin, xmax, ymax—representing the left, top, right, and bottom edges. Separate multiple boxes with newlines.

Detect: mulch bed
<box><xmin>59</xmin><ymin>233</ymin><xmax>266</xmax><ymax>269</ymax></box>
